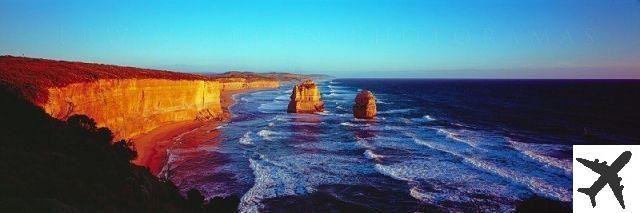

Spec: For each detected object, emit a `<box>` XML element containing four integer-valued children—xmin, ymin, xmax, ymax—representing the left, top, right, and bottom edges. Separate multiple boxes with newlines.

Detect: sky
<box><xmin>1</xmin><ymin>0</ymin><xmax>639</xmax><ymax>78</ymax></box>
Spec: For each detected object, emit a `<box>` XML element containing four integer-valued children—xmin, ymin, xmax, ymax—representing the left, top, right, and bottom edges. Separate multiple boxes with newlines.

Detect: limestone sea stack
<box><xmin>287</xmin><ymin>80</ymin><xmax>324</xmax><ymax>113</ymax></box>
<box><xmin>353</xmin><ymin>90</ymin><xmax>377</xmax><ymax>119</ymax></box>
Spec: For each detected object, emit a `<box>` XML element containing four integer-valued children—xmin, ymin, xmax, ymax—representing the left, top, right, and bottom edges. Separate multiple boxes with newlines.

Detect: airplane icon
<box><xmin>576</xmin><ymin>151</ymin><xmax>631</xmax><ymax>209</ymax></box>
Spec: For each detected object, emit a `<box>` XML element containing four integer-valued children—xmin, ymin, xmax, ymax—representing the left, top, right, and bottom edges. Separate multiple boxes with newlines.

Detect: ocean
<box><xmin>160</xmin><ymin>79</ymin><xmax>640</xmax><ymax>212</ymax></box>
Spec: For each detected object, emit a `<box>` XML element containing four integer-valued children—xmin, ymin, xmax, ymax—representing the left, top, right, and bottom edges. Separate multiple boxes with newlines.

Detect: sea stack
<box><xmin>287</xmin><ymin>80</ymin><xmax>325</xmax><ymax>113</ymax></box>
<box><xmin>353</xmin><ymin>90</ymin><xmax>377</xmax><ymax>119</ymax></box>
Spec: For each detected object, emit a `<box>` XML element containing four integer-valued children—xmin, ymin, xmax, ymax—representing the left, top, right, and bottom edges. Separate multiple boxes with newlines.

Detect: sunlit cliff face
<box><xmin>0</xmin><ymin>56</ymin><xmax>286</xmax><ymax>140</ymax></box>
<box><xmin>43</xmin><ymin>79</ymin><xmax>224</xmax><ymax>140</ymax></box>
<box><xmin>41</xmin><ymin>79</ymin><xmax>281</xmax><ymax>140</ymax></box>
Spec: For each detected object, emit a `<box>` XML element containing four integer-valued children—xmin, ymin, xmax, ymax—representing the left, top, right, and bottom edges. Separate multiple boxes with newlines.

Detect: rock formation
<box><xmin>287</xmin><ymin>80</ymin><xmax>324</xmax><ymax>113</ymax></box>
<box><xmin>353</xmin><ymin>90</ymin><xmax>377</xmax><ymax>119</ymax></box>
<box><xmin>0</xmin><ymin>56</ymin><xmax>280</xmax><ymax>140</ymax></box>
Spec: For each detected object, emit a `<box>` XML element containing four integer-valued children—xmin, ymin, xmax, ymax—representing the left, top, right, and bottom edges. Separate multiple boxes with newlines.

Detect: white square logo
<box><xmin>573</xmin><ymin>145</ymin><xmax>639</xmax><ymax>212</ymax></box>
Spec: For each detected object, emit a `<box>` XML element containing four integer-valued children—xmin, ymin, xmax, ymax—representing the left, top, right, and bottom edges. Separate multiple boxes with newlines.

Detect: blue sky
<box><xmin>1</xmin><ymin>0</ymin><xmax>639</xmax><ymax>78</ymax></box>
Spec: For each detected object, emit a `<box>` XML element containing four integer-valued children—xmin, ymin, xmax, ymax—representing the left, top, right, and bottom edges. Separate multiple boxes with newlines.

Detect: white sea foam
<box><xmin>258</xmin><ymin>102</ymin><xmax>285</xmax><ymax>112</ymax></box>
<box><xmin>507</xmin><ymin>138</ymin><xmax>572</xmax><ymax>175</ymax></box>
<box><xmin>257</xmin><ymin>129</ymin><xmax>279</xmax><ymax>141</ymax></box>
<box><xmin>374</xmin><ymin>159</ymin><xmax>523</xmax><ymax>210</ymax></box>
<box><xmin>239</xmin><ymin>132</ymin><xmax>253</xmax><ymax>145</ymax></box>
<box><xmin>340</xmin><ymin>122</ymin><xmax>369</xmax><ymax>127</ymax></box>
<box><xmin>316</xmin><ymin>111</ymin><xmax>332</xmax><ymax>116</ymax></box>
<box><xmin>464</xmin><ymin>156</ymin><xmax>572</xmax><ymax>202</ymax></box>
<box><xmin>214</xmin><ymin>124</ymin><xmax>228</xmax><ymax>130</ymax></box>
<box><xmin>355</xmin><ymin>137</ymin><xmax>374</xmax><ymax>149</ymax></box>
<box><xmin>275</xmin><ymin>94</ymin><xmax>290</xmax><ymax>101</ymax></box>
<box><xmin>276</xmin><ymin>116</ymin><xmax>287</xmax><ymax>122</ymax></box>
<box><xmin>404</xmin><ymin>130</ymin><xmax>571</xmax><ymax>202</ymax></box>
<box><xmin>239</xmin><ymin>154</ymin><xmax>366</xmax><ymax>212</ymax></box>
<box><xmin>374</xmin><ymin>164</ymin><xmax>411</xmax><ymax>182</ymax></box>
<box><xmin>404</xmin><ymin>132</ymin><xmax>445</xmax><ymax>152</ymax></box>
<box><xmin>377</xmin><ymin>108</ymin><xmax>416</xmax><ymax>114</ymax></box>
<box><xmin>422</xmin><ymin>115</ymin><xmax>435</xmax><ymax>121</ymax></box>
<box><xmin>409</xmin><ymin>186</ymin><xmax>437</xmax><ymax>204</ymax></box>
<box><xmin>434</xmin><ymin>128</ymin><xmax>479</xmax><ymax>148</ymax></box>
<box><xmin>239</xmin><ymin>159</ymin><xmax>302</xmax><ymax>212</ymax></box>
<box><xmin>364</xmin><ymin>150</ymin><xmax>384</xmax><ymax>160</ymax></box>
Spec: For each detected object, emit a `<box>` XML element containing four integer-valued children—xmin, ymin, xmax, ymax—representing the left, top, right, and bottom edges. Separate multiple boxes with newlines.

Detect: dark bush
<box><xmin>0</xmin><ymin>91</ymin><xmax>239</xmax><ymax>212</ymax></box>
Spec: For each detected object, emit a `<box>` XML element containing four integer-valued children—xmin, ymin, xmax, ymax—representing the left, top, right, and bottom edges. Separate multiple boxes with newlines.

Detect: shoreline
<box><xmin>131</xmin><ymin>87</ymin><xmax>276</xmax><ymax>176</ymax></box>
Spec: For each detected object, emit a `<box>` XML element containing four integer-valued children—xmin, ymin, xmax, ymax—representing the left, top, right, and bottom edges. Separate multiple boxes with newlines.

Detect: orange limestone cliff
<box><xmin>44</xmin><ymin>79</ymin><xmax>224</xmax><ymax>139</ymax></box>
<box><xmin>0</xmin><ymin>56</ymin><xmax>280</xmax><ymax>140</ymax></box>
<box><xmin>287</xmin><ymin>80</ymin><xmax>324</xmax><ymax>113</ymax></box>
<box><xmin>353</xmin><ymin>90</ymin><xmax>377</xmax><ymax>119</ymax></box>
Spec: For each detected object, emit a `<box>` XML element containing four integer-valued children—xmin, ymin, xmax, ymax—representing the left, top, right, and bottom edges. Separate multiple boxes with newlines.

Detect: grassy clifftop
<box><xmin>0</xmin><ymin>56</ymin><xmax>209</xmax><ymax>104</ymax></box>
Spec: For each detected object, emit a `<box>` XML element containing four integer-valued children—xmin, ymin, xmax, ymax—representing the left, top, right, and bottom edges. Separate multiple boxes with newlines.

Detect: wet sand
<box><xmin>131</xmin><ymin>88</ymin><xmax>264</xmax><ymax>175</ymax></box>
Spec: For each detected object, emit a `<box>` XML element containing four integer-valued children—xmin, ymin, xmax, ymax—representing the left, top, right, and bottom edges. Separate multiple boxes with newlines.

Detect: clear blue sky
<box><xmin>1</xmin><ymin>0</ymin><xmax>639</xmax><ymax>78</ymax></box>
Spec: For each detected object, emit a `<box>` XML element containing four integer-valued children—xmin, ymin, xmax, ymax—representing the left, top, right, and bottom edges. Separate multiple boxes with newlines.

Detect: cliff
<box><xmin>353</xmin><ymin>90</ymin><xmax>377</xmax><ymax>119</ymax></box>
<box><xmin>287</xmin><ymin>80</ymin><xmax>324</xmax><ymax>113</ymax></box>
<box><xmin>0</xmin><ymin>56</ymin><xmax>279</xmax><ymax>140</ymax></box>
<box><xmin>43</xmin><ymin>79</ymin><xmax>224</xmax><ymax>139</ymax></box>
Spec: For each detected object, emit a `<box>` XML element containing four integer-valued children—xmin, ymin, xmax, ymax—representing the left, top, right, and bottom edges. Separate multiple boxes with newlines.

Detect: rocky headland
<box><xmin>287</xmin><ymin>79</ymin><xmax>325</xmax><ymax>113</ymax></box>
<box><xmin>353</xmin><ymin>90</ymin><xmax>377</xmax><ymax>119</ymax></box>
<box><xmin>0</xmin><ymin>56</ymin><xmax>282</xmax><ymax>140</ymax></box>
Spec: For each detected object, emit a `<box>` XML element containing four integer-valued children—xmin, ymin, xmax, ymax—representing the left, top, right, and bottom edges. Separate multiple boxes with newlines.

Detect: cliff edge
<box><xmin>0</xmin><ymin>56</ymin><xmax>280</xmax><ymax>139</ymax></box>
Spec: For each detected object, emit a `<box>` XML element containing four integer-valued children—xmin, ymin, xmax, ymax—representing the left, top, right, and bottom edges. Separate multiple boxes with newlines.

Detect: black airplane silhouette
<box><xmin>576</xmin><ymin>151</ymin><xmax>631</xmax><ymax>209</ymax></box>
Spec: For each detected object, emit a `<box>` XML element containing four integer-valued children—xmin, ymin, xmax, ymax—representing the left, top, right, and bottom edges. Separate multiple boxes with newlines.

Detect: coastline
<box><xmin>131</xmin><ymin>87</ymin><xmax>276</xmax><ymax>176</ymax></box>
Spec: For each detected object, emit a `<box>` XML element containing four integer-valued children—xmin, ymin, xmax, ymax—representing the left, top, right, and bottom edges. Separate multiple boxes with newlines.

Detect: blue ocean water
<box><xmin>161</xmin><ymin>79</ymin><xmax>640</xmax><ymax>212</ymax></box>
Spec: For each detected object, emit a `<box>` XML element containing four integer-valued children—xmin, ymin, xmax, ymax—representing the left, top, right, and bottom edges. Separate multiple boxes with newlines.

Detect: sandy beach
<box><xmin>131</xmin><ymin>88</ymin><xmax>265</xmax><ymax>175</ymax></box>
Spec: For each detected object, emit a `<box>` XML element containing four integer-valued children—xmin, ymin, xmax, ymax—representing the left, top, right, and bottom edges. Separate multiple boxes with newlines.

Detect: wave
<box><xmin>433</xmin><ymin>128</ymin><xmax>479</xmax><ymax>148</ymax></box>
<box><xmin>315</xmin><ymin>111</ymin><xmax>332</xmax><ymax>116</ymax></box>
<box><xmin>404</xmin><ymin>132</ymin><xmax>446</xmax><ymax>153</ymax></box>
<box><xmin>464</xmin><ymin>156</ymin><xmax>571</xmax><ymax>202</ymax></box>
<box><xmin>377</xmin><ymin>108</ymin><xmax>416</xmax><ymax>114</ymax></box>
<box><xmin>374</xmin><ymin>164</ymin><xmax>412</xmax><ymax>182</ymax></box>
<box><xmin>400</xmin><ymin>118</ymin><xmax>413</xmax><ymax>124</ymax></box>
<box><xmin>410</xmin><ymin>115</ymin><xmax>436</xmax><ymax>123</ymax></box>
<box><xmin>376</xmin><ymin>99</ymin><xmax>389</xmax><ymax>104</ymax></box>
<box><xmin>374</xmin><ymin>159</ymin><xmax>525</xmax><ymax>212</ymax></box>
<box><xmin>507</xmin><ymin>138</ymin><xmax>572</xmax><ymax>175</ymax></box>
<box><xmin>214</xmin><ymin>123</ymin><xmax>228</xmax><ymax>130</ymax></box>
<box><xmin>257</xmin><ymin>129</ymin><xmax>279</xmax><ymax>141</ymax></box>
<box><xmin>258</xmin><ymin>102</ymin><xmax>286</xmax><ymax>112</ymax></box>
<box><xmin>274</xmin><ymin>95</ymin><xmax>290</xmax><ymax>101</ymax></box>
<box><xmin>422</xmin><ymin>115</ymin><xmax>436</xmax><ymax>121</ymax></box>
<box><xmin>409</xmin><ymin>186</ymin><xmax>439</xmax><ymax>204</ymax></box>
<box><xmin>340</xmin><ymin>122</ymin><xmax>370</xmax><ymax>127</ymax></box>
<box><xmin>239</xmin><ymin>154</ymin><xmax>367</xmax><ymax>212</ymax></box>
<box><xmin>355</xmin><ymin>137</ymin><xmax>375</xmax><ymax>149</ymax></box>
<box><xmin>364</xmin><ymin>150</ymin><xmax>384</xmax><ymax>160</ymax></box>
<box><xmin>273</xmin><ymin>115</ymin><xmax>289</xmax><ymax>122</ymax></box>
<box><xmin>158</xmin><ymin>149</ymin><xmax>179</xmax><ymax>179</ymax></box>
<box><xmin>239</xmin><ymin>132</ymin><xmax>253</xmax><ymax>145</ymax></box>
<box><xmin>405</xmin><ymin>130</ymin><xmax>571</xmax><ymax>202</ymax></box>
